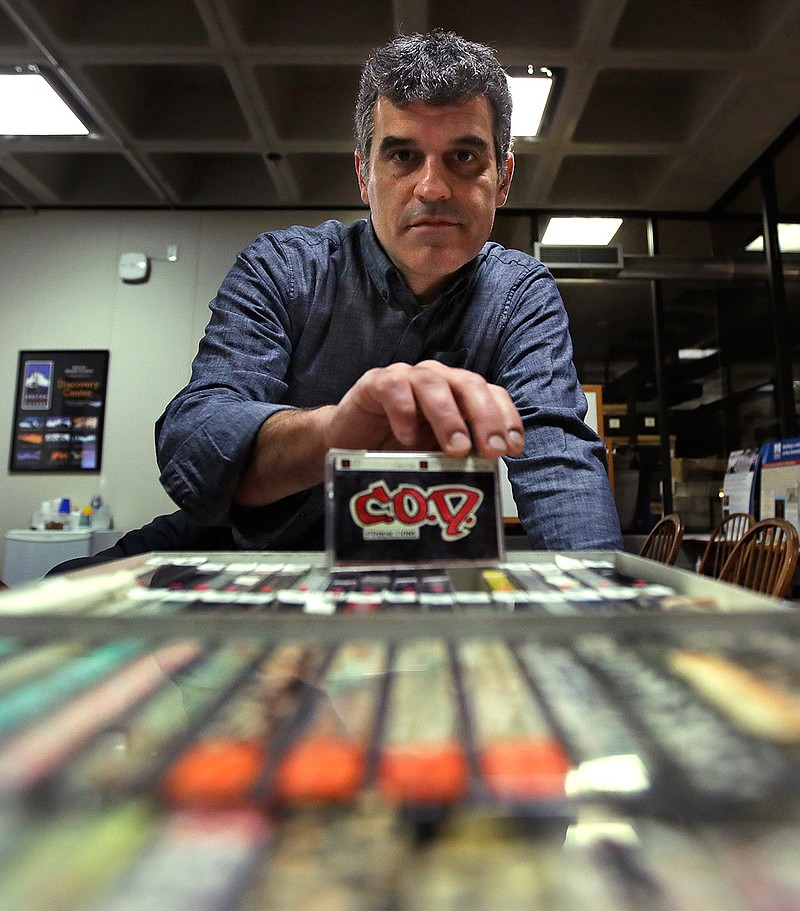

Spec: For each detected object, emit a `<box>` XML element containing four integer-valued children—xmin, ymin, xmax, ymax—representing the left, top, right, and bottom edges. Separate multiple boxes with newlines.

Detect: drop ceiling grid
<box><xmin>0</xmin><ymin>0</ymin><xmax>798</xmax><ymax>209</ymax></box>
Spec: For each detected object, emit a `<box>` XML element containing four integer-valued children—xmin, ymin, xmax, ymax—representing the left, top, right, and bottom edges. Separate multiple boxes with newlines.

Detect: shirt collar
<box><xmin>359</xmin><ymin>217</ymin><xmax>481</xmax><ymax>311</ymax></box>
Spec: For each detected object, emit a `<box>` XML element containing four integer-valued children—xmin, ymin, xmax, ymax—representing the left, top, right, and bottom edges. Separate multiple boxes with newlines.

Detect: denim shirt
<box><xmin>155</xmin><ymin>218</ymin><xmax>622</xmax><ymax>551</ymax></box>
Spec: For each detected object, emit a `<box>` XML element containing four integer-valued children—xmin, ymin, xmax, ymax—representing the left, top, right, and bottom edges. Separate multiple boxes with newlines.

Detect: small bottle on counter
<box><xmin>52</xmin><ymin>498</ymin><xmax>72</xmax><ymax>530</ymax></box>
<box><xmin>91</xmin><ymin>495</ymin><xmax>113</xmax><ymax>530</ymax></box>
<box><xmin>31</xmin><ymin>501</ymin><xmax>51</xmax><ymax>531</ymax></box>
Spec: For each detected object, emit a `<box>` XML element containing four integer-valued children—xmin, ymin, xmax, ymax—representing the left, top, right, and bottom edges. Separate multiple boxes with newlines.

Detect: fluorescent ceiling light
<box><xmin>678</xmin><ymin>347</ymin><xmax>719</xmax><ymax>361</ymax></box>
<box><xmin>745</xmin><ymin>223</ymin><xmax>800</xmax><ymax>253</ymax></box>
<box><xmin>542</xmin><ymin>216</ymin><xmax>623</xmax><ymax>245</ymax></box>
<box><xmin>507</xmin><ymin>67</ymin><xmax>553</xmax><ymax>137</ymax></box>
<box><xmin>0</xmin><ymin>70</ymin><xmax>89</xmax><ymax>135</ymax></box>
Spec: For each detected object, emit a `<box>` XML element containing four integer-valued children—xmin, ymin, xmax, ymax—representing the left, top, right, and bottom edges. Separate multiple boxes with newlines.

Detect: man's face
<box><xmin>355</xmin><ymin>96</ymin><xmax>514</xmax><ymax>302</ymax></box>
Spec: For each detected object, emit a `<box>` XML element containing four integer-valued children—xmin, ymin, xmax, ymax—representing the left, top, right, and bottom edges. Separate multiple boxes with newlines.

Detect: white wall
<box><xmin>0</xmin><ymin>208</ymin><xmax>362</xmax><ymax>580</ymax></box>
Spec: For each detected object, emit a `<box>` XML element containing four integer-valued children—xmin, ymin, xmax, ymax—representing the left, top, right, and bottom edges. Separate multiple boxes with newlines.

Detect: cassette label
<box><xmin>351</xmin><ymin>481</ymin><xmax>483</xmax><ymax>541</ymax></box>
<box><xmin>326</xmin><ymin>450</ymin><xmax>504</xmax><ymax>566</ymax></box>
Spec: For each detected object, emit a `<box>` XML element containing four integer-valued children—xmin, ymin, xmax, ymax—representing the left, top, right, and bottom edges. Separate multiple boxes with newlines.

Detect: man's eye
<box><xmin>391</xmin><ymin>150</ymin><xmax>414</xmax><ymax>163</ymax></box>
<box><xmin>454</xmin><ymin>150</ymin><xmax>476</xmax><ymax>163</ymax></box>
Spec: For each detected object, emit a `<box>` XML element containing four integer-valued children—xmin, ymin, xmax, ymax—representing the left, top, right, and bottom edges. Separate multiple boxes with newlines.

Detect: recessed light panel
<box><xmin>745</xmin><ymin>224</ymin><xmax>800</xmax><ymax>253</ymax></box>
<box><xmin>542</xmin><ymin>216</ymin><xmax>623</xmax><ymax>245</ymax></box>
<box><xmin>507</xmin><ymin>67</ymin><xmax>554</xmax><ymax>138</ymax></box>
<box><xmin>678</xmin><ymin>348</ymin><xmax>719</xmax><ymax>361</ymax></box>
<box><xmin>0</xmin><ymin>70</ymin><xmax>89</xmax><ymax>136</ymax></box>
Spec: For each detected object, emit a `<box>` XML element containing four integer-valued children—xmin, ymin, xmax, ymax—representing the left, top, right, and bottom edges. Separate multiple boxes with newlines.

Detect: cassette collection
<box><xmin>0</xmin><ymin>550</ymin><xmax>799</xmax><ymax>908</ymax></box>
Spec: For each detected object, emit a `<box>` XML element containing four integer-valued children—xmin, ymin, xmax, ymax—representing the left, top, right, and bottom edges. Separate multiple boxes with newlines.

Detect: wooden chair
<box><xmin>696</xmin><ymin>512</ymin><xmax>755</xmax><ymax>578</ymax></box>
<box><xmin>718</xmin><ymin>518</ymin><xmax>799</xmax><ymax>599</ymax></box>
<box><xmin>639</xmin><ymin>513</ymin><xmax>684</xmax><ymax>565</ymax></box>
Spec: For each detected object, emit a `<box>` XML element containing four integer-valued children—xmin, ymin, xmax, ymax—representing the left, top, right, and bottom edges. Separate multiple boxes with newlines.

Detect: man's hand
<box><xmin>236</xmin><ymin>361</ymin><xmax>524</xmax><ymax>507</ymax></box>
<box><xmin>322</xmin><ymin>360</ymin><xmax>524</xmax><ymax>458</ymax></box>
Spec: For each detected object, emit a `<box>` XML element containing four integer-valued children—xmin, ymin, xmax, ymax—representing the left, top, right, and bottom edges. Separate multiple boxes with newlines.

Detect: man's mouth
<box><xmin>405</xmin><ymin>206</ymin><xmax>463</xmax><ymax>229</ymax></box>
<box><xmin>409</xmin><ymin>218</ymin><xmax>459</xmax><ymax>228</ymax></box>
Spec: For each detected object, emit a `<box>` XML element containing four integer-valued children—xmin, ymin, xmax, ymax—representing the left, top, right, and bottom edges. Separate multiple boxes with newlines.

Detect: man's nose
<box><xmin>415</xmin><ymin>157</ymin><xmax>452</xmax><ymax>201</ymax></box>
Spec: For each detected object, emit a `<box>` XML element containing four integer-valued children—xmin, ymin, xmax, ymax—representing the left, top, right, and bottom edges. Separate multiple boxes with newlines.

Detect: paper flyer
<box><xmin>759</xmin><ymin>437</ymin><xmax>800</xmax><ymax>532</ymax></box>
<box><xmin>722</xmin><ymin>448</ymin><xmax>760</xmax><ymax>518</ymax></box>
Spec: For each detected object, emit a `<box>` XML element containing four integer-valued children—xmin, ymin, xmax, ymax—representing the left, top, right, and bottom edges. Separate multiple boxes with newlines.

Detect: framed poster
<box><xmin>9</xmin><ymin>349</ymin><xmax>110</xmax><ymax>472</ymax></box>
<box><xmin>581</xmin><ymin>384</ymin><xmax>604</xmax><ymax>436</ymax></box>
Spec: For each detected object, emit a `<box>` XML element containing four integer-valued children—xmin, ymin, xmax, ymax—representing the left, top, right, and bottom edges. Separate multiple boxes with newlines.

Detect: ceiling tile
<box><xmin>504</xmin><ymin>153</ymin><xmax>541</xmax><ymax>207</ymax></box>
<box><xmin>149</xmin><ymin>152</ymin><xmax>279</xmax><ymax>205</ymax></box>
<box><xmin>286</xmin><ymin>153</ymin><xmax>363</xmax><ymax>206</ymax></box>
<box><xmin>223</xmin><ymin>0</ymin><xmax>392</xmax><ymax>46</ymax></box>
<box><xmin>254</xmin><ymin>64</ymin><xmax>361</xmax><ymax>142</ymax></box>
<box><xmin>428</xmin><ymin>0</ymin><xmax>582</xmax><ymax>48</ymax></box>
<box><xmin>613</xmin><ymin>0</ymin><xmax>776</xmax><ymax>51</ymax></box>
<box><xmin>24</xmin><ymin>0</ymin><xmax>210</xmax><ymax>45</ymax></box>
<box><xmin>84</xmin><ymin>64</ymin><xmax>250</xmax><ymax>141</ymax></box>
<box><xmin>574</xmin><ymin>68</ymin><xmax>734</xmax><ymax>144</ymax></box>
<box><xmin>11</xmin><ymin>151</ymin><xmax>162</xmax><ymax>204</ymax></box>
<box><xmin>0</xmin><ymin>7</ymin><xmax>29</xmax><ymax>44</ymax></box>
<box><xmin>549</xmin><ymin>154</ymin><xmax>669</xmax><ymax>208</ymax></box>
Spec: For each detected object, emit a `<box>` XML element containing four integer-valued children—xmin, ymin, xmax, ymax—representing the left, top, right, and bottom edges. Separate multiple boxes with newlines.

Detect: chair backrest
<box><xmin>639</xmin><ymin>513</ymin><xmax>684</xmax><ymax>565</ymax></box>
<box><xmin>718</xmin><ymin>518</ymin><xmax>799</xmax><ymax>599</ymax></box>
<box><xmin>697</xmin><ymin>512</ymin><xmax>755</xmax><ymax>578</ymax></box>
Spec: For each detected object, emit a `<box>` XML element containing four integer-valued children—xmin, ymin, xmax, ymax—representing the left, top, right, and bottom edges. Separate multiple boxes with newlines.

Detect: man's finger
<box><xmin>405</xmin><ymin>364</ymin><xmax>474</xmax><ymax>455</ymax></box>
<box><xmin>462</xmin><ymin>383</ymin><xmax>524</xmax><ymax>457</ymax></box>
<box><xmin>407</xmin><ymin>362</ymin><xmax>524</xmax><ymax>458</ymax></box>
<box><xmin>409</xmin><ymin>362</ymin><xmax>523</xmax><ymax>458</ymax></box>
<box><xmin>331</xmin><ymin>361</ymin><xmax>524</xmax><ymax>459</ymax></box>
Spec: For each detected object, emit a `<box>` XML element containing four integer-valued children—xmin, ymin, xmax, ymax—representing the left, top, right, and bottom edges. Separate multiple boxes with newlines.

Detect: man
<box><xmin>156</xmin><ymin>29</ymin><xmax>622</xmax><ymax>552</ymax></box>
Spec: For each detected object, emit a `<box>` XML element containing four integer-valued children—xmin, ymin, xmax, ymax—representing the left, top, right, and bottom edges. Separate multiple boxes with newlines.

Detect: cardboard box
<box><xmin>671</xmin><ymin>458</ymin><xmax>726</xmax><ymax>483</ymax></box>
<box><xmin>639</xmin><ymin>414</ymin><xmax>658</xmax><ymax>435</ymax></box>
<box><xmin>604</xmin><ymin>414</ymin><xmax>630</xmax><ymax>436</ymax></box>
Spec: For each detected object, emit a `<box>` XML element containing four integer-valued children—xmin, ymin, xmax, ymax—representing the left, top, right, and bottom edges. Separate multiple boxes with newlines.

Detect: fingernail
<box><xmin>488</xmin><ymin>434</ymin><xmax>505</xmax><ymax>452</ymax></box>
<box><xmin>508</xmin><ymin>429</ymin><xmax>523</xmax><ymax>448</ymax></box>
<box><xmin>450</xmin><ymin>431</ymin><xmax>470</xmax><ymax>451</ymax></box>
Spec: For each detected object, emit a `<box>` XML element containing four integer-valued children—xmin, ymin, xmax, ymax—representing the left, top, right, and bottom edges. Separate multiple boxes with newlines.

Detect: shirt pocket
<box><xmin>430</xmin><ymin>348</ymin><xmax>470</xmax><ymax>368</ymax></box>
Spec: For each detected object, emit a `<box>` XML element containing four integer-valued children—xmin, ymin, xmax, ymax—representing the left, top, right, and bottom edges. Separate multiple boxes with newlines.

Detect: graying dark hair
<box><xmin>355</xmin><ymin>29</ymin><xmax>513</xmax><ymax>179</ymax></box>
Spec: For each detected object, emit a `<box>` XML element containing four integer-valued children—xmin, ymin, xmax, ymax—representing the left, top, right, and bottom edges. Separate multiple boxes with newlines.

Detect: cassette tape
<box><xmin>325</xmin><ymin>450</ymin><xmax>505</xmax><ymax>567</ymax></box>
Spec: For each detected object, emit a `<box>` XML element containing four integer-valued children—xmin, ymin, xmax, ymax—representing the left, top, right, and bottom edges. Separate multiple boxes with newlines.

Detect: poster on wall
<box><xmin>722</xmin><ymin>447</ymin><xmax>760</xmax><ymax>517</ymax></box>
<box><xmin>759</xmin><ymin>437</ymin><xmax>800</xmax><ymax>532</ymax></box>
<box><xmin>9</xmin><ymin>350</ymin><xmax>110</xmax><ymax>473</ymax></box>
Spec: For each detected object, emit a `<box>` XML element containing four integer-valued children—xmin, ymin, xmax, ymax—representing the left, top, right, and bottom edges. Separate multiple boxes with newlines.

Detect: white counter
<box><xmin>3</xmin><ymin>529</ymin><xmax>125</xmax><ymax>586</ymax></box>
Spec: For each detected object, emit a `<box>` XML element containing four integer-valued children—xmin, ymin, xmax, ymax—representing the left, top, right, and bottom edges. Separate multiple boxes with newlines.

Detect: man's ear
<box><xmin>354</xmin><ymin>149</ymin><xmax>370</xmax><ymax>204</ymax></box>
<box><xmin>496</xmin><ymin>153</ymin><xmax>514</xmax><ymax>207</ymax></box>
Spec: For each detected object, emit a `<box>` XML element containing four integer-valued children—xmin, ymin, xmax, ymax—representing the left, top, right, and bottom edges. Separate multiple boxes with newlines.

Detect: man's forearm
<box><xmin>235</xmin><ymin>406</ymin><xmax>335</xmax><ymax>507</ymax></box>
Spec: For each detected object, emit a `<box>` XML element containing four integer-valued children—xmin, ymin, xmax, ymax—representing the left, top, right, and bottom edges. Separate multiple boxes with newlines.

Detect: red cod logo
<box><xmin>349</xmin><ymin>481</ymin><xmax>484</xmax><ymax>542</ymax></box>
